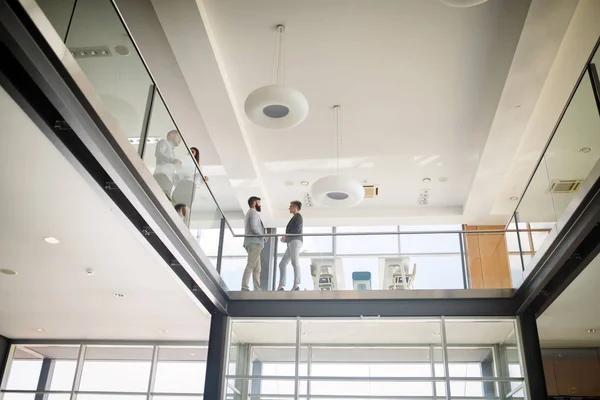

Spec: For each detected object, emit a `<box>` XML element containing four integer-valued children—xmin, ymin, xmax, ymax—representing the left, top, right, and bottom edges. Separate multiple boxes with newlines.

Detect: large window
<box><xmin>227</xmin><ymin>318</ymin><xmax>526</xmax><ymax>400</ymax></box>
<box><xmin>1</xmin><ymin>345</ymin><xmax>207</xmax><ymax>400</ymax></box>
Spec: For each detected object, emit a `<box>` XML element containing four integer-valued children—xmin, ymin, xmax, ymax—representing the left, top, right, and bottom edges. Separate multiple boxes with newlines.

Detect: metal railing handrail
<box><xmin>235</xmin><ymin>228</ymin><xmax>506</xmax><ymax>238</ymax></box>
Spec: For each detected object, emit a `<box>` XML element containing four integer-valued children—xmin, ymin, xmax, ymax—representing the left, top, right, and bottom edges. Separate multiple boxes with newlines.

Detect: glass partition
<box><xmin>227</xmin><ymin>318</ymin><xmax>527</xmax><ymax>400</ymax></box>
<box><xmin>1</xmin><ymin>344</ymin><xmax>208</xmax><ymax>399</ymax></box>
<box><xmin>515</xmin><ymin>49</ymin><xmax>600</xmax><ymax>275</ymax></box>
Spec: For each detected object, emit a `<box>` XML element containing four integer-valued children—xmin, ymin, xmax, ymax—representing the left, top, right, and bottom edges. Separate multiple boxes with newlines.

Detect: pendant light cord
<box><xmin>275</xmin><ymin>25</ymin><xmax>285</xmax><ymax>85</ymax></box>
<box><xmin>334</xmin><ymin>105</ymin><xmax>341</xmax><ymax>175</ymax></box>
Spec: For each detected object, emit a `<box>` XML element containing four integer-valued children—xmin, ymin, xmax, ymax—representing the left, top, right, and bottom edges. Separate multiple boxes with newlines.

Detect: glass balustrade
<box><xmin>32</xmin><ymin>0</ymin><xmax>227</xmax><ymax>272</ymax></box>
<box><xmin>513</xmin><ymin>46</ymin><xmax>600</xmax><ymax>277</ymax></box>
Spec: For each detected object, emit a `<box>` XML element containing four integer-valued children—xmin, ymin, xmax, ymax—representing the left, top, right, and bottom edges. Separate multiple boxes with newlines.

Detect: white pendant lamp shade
<box><xmin>311</xmin><ymin>105</ymin><xmax>365</xmax><ymax>208</ymax></box>
<box><xmin>244</xmin><ymin>25</ymin><xmax>308</xmax><ymax>130</ymax></box>
<box><xmin>312</xmin><ymin>175</ymin><xmax>365</xmax><ymax>208</ymax></box>
<box><xmin>244</xmin><ymin>84</ymin><xmax>309</xmax><ymax>130</ymax></box>
<box><xmin>439</xmin><ymin>0</ymin><xmax>488</xmax><ymax>7</ymax></box>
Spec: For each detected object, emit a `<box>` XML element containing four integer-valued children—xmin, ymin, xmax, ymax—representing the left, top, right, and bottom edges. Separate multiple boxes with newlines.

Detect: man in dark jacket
<box><xmin>277</xmin><ymin>201</ymin><xmax>303</xmax><ymax>291</ymax></box>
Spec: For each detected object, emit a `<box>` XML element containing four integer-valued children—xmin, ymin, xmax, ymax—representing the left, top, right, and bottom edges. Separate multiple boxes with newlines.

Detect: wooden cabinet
<box><xmin>543</xmin><ymin>351</ymin><xmax>600</xmax><ymax>397</ymax></box>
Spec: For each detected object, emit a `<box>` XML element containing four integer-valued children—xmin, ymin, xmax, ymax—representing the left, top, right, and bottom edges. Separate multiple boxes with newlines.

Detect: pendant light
<box><xmin>311</xmin><ymin>106</ymin><xmax>365</xmax><ymax>208</ymax></box>
<box><xmin>244</xmin><ymin>25</ymin><xmax>309</xmax><ymax>130</ymax></box>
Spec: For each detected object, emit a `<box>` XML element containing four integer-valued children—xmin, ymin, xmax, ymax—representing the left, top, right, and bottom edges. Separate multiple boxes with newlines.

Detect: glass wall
<box><xmin>227</xmin><ymin>318</ymin><xmax>526</xmax><ymax>400</ymax></box>
<box><xmin>514</xmin><ymin>49</ymin><xmax>600</xmax><ymax>277</ymax></box>
<box><xmin>0</xmin><ymin>344</ymin><xmax>208</xmax><ymax>400</ymax></box>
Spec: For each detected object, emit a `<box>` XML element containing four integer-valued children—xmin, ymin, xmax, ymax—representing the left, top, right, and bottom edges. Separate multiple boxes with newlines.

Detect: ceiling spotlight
<box><xmin>44</xmin><ymin>237</ymin><xmax>60</xmax><ymax>244</ymax></box>
<box><xmin>37</xmin><ymin>328</ymin><xmax>46</xmax><ymax>332</ymax></box>
<box><xmin>85</xmin><ymin>268</ymin><xmax>95</xmax><ymax>276</ymax></box>
<box><xmin>586</xmin><ymin>329</ymin><xmax>597</xmax><ymax>333</ymax></box>
<box><xmin>113</xmin><ymin>293</ymin><xmax>126</xmax><ymax>298</ymax></box>
<box><xmin>244</xmin><ymin>25</ymin><xmax>308</xmax><ymax>130</ymax></box>
<box><xmin>0</xmin><ymin>269</ymin><xmax>17</xmax><ymax>276</ymax></box>
<box><xmin>190</xmin><ymin>352</ymin><xmax>196</xmax><ymax>356</ymax></box>
<box><xmin>301</xmin><ymin>181</ymin><xmax>309</xmax><ymax>186</ymax></box>
<box><xmin>580</xmin><ymin>147</ymin><xmax>592</xmax><ymax>154</ymax></box>
<box><xmin>510</xmin><ymin>196</ymin><xmax>519</xmax><ymax>201</ymax></box>
<box><xmin>422</xmin><ymin>177</ymin><xmax>432</xmax><ymax>183</ymax></box>
<box><xmin>158</xmin><ymin>329</ymin><xmax>168</xmax><ymax>333</ymax></box>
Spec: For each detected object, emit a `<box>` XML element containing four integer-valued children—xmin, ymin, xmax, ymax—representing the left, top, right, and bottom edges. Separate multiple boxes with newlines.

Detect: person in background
<box><xmin>172</xmin><ymin>146</ymin><xmax>209</xmax><ymax>207</ymax></box>
<box><xmin>277</xmin><ymin>201</ymin><xmax>303</xmax><ymax>291</ymax></box>
<box><xmin>174</xmin><ymin>203</ymin><xmax>190</xmax><ymax>224</ymax></box>
<box><xmin>154</xmin><ymin>130</ymin><xmax>182</xmax><ymax>199</ymax></box>
<box><xmin>241</xmin><ymin>196</ymin><xmax>265</xmax><ymax>291</ymax></box>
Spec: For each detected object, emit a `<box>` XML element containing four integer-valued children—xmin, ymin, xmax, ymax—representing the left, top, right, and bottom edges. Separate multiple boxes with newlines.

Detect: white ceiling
<box><xmin>132</xmin><ymin>0</ymin><xmax>599</xmax><ymax>227</ymax></box>
<box><xmin>0</xmin><ymin>86</ymin><xmax>211</xmax><ymax>341</ymax></box>
<box><xmin>537</xmin><ymin>251</ymin><xmax>600</xmax><ymax>348</ymax></box>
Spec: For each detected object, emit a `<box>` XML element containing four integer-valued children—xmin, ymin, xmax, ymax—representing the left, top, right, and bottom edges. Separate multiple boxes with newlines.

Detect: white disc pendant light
<box><xmin>244</xmin><ymin>25</ymin><xmax>309</xmax><ymax>130</ymax></box>
<box><xmin>312</xmin><ymin>106</ymin><xmax>365</xmax><ymax>208</ymax></box>
<box><xmin>439</xmin><ymin>0</ymin><xmax>488</xmax><ymax>7</ymax></box>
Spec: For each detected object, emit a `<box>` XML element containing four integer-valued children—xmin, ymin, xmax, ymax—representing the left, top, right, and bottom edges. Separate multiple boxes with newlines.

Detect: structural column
<box><xmin>204</xmin><ymin>313</ymin><xmax>230</xmax><ymax>400</ymax></box>
<box><xmin>518</xmin><ymin>311</ymin><xmax>548</xmax><ymax>400</ymax></box>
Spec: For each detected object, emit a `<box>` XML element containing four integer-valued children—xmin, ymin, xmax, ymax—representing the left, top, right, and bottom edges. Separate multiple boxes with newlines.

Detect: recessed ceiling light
<box><xmin>190</xmin><ymin>352</ymin><xmax>196</xmax><ymax>356</ymax></box>
<box><xmin>510</xmin><ymin>196</ymin><xmax>519</xmax><ymax>201</ymax></box>
<box><xmin>44</xmin><ymin>237</ymin><xmax>60</xmax><ymax>244</ymax></box>
<box><xmin>0</xmin><ymin>269</ymin><xmax>17</xmax><ymax>276</ymax></box>
<box><xmin>432</xmin><ymin>332</ymin><xmax>441</xmax><ymax>336</ymax></box>
<box><xmin>422</xmin><ymin>177</ymin><xmax>432</xmax><ymax>183</ymax></box>
<box><xmin>37</xmin><ymin>328</ymin><xmax>46</xmax><ymax>332</ymax></box>
<box><xmin>113</xmin><ymin>293</ymin><xmax>126</xmax><ymax>298</ymax></box>
<box><xmin>580</xmin><ymin>147</ymin><xmax>592</xmax><ymax>153</ymax></box>
<box><xmin>586</xmin><ymin>328</ymin><xmax>597</xmax><ymax>333</ymax></box>
<box><xmin>301</xmin><ymin>181</ymin><xmax>309</xmax><ymax>186</ymax></box>
<box><xmin>158</xmin><ymin>329</ymin><xmax>168</xmax><ymax>333</ymax></box>
<box><xmin>85</xmin><ymin>268</ymin><xmax>94</xmax><ymax>276</ymax></box>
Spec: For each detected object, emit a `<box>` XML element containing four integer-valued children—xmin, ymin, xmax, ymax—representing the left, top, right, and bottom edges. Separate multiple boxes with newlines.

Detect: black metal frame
<box><xmin>203</xmin><ymin>313</ymin><xmax>229</xmax><ymax>400</ymax></box>
<box><xmin>0</xmin><ymin>335</ymin><xmax>10</xmax><ymax>386</ymax></box>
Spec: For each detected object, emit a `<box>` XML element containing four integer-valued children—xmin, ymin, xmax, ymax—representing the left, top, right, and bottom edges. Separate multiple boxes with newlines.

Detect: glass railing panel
<box><xmin>515</xmin><ymin>47</ymin><xmax>600</xmax><ymax>273</ymax></box>
<box><xmin>31</xmin><ymin>0</ymin><xmax>228</xmax><ymax>275</ymax></box>
<box><xmin>38</xmin><ymin>0</ymin><xmax>155</xmax><ymax>155</ymax></box>
<box><xmin>261</xmin><ymin>228</ymin><xmax>475</xmax><ymax>292</ymax></box>
<box><xmin>142</xmin><ymin>91</ymin><xmax>223</xmax><ymax>232</ymax></box>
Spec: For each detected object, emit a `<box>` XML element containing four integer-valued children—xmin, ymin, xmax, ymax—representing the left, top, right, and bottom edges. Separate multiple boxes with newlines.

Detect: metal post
<box><xmin>588</xmin><ymin>63</ymin><xmax>600</xmax><ymax>115</ymax></box>
<box><xmin>294</xmin><ymin>318</ymin><xmax>301</xmax><ymax>400</ymax></box>
<box><xmin>439</xmin><ymin>317</ymin><xmax>451</xmax><ymax>400</ymax></box>
<box><xmin>250</xmin><ymin>360</ymin><xmax>262</xmax><ymax>400</ymax></box>
<box><xmin>70</xmin><ymin>345</ymin><xmax>86</xmax><ymax>400</ymax></box>
<box><xmin>204</xmin><ymin>313</ymin><xmax>230</xmax><ymax>400</ymax></box>
<box><xmin>307</xmin><ymin>345</ymin><xmax>312</xmax><ymax>400</ymax></box>
<box><xmin>459</xmin><ymin>229</ymin><xmax>469</xmax><ymax>289</ymax></box>
<box><xmin>491</xmin><ymin>345</ymin><xmax>505</xmax><ymax>400</ymax></box>
<box><xmin>216</xmin><ymin>217</ymin><xmax>226</xmax><ymax>274</ymax></box>
<box><xmin>429</xmin><ymin>345</ymin><xmax>437</xmax><ymax>399</ymax></box>
<box><xmin>35</xmin><ymin>358</ymin><xmax>56</xmax><ymax>400</ymax></box>
<box><xmin>272</xmin><ymin>235</ymin><xmax>278</xmax><ymax>291</ymax></box>
<box><xmin>514</xmin><ymin>212</ymin><xmax>526</xmax><ymax>273</ymax></box>
<box><xmin>146</xmin><ymin>345</ymin><xmax>159</xmax><ymax>400</ymax></box>
<box><xmin>138</xmin><ymin>84</ymin><xmax>156</xmax><ymax>158</ymax></box>
<box><xmin>517</xmin><ymin>312</ymin><xmax>547</xmax><ymax>400</ymax></box>
<box><xmin>260</xmin><ymin>228</ymin><xmax>275</xmax><ymax>291</ymax></box>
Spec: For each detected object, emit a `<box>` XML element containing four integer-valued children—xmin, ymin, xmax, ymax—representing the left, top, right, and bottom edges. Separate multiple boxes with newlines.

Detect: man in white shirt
<box><xmin>154</xmin><ymin>130</ymin><xmax>182</xmax><ymax>199</ymax></box>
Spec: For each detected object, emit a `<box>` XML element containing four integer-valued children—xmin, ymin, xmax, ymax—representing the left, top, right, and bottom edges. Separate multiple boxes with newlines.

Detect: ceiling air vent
<box><xmin>549</xmin><ymin>179</ymin><xmax>583</xmax><ymax>194</ymax></box>
<box><xmin>363</xmin><ymin>185</ymin><xmax>380</xmax><ymax>198</ymax></box>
